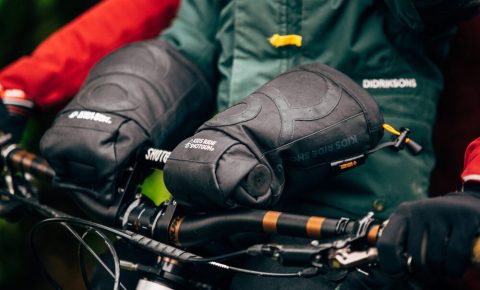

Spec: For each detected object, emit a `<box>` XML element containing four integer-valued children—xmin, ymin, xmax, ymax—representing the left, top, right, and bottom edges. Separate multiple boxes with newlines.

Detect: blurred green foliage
<box><xmin>0</xmin><ymin>0</ymin><xmax>97</xmax><ymax>67</ymax></box>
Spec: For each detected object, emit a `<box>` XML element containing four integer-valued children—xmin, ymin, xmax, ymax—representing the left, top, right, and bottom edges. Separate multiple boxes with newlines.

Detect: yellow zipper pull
<box><xmin>269</xmin><ymin>34</ymin><xmax>303</xmax><ymax>48</ymax></box>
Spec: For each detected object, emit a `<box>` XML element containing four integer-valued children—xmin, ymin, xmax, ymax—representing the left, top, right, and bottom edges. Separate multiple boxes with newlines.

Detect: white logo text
<box><xmin>145</xmin><ymin>148</ymin><xmax>171</xmax><ymax>163</ymax></box>
<box><xmin>68</xmin><ymin>111</ymin><xmax>112</xmax><ymax>124</ymax></box>
<box><xmin>362</xmin><ymin>78</ymin><xmax>417</xmax><ymax>89</ymax></box>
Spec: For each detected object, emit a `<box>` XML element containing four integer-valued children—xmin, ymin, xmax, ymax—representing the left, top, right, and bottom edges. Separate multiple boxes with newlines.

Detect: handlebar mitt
<box><xmin>40</xmin><ymin>40</ymin><xmax>214</xmax><ymax>206</ymax></box>
<box><xmin>164</xmin><ymin>63</ymin><xmax>384</xmax><ymax>210</ymax></box>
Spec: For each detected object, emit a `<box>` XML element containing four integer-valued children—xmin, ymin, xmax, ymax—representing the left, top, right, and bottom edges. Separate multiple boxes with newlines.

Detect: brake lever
<box><xmin>329</xmin><ymin>247</ymin><xmax>378</xmax><ymax>269</ymax></box>
<box><xmin>314</xmin><ymin>212</ymin><xmax>378</xmax><ymax>271</ymax></box>
<box><xmin>247</xmin><ymin>212</ymin><xmax>379</xmax><ymax>271</ymax></box>
<box><xmin>248</xmin><ymin>243</ymin><xmax>329</xmax><ymax>267</ymax></box>
<box><xmin>326</xmin><ymin>212</ymin><xmax>379</xmax><ymax>270</ymax></box>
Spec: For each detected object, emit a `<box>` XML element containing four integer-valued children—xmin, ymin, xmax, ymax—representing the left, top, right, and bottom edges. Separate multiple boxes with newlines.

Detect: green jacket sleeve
<box><xmin>160</xmin><ymin>0</ymin><xmax>220</xmax><ymax>82</ymax></box>
<box><xmin>384</xmin><ymin>0</ymin><xmax>480</xmax><ymax>32</ymax></box>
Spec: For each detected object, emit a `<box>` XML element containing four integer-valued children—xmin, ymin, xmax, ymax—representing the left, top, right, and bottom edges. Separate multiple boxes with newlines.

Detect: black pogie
<box><xmin>40</xmin><ymin>40</ymin><xmax>214</xmax><ymax>207</ymax></box>
<box><xmin>164</xmin><ymin>63</ymin><xmax>384</xmax><ymax>210</ymax></box>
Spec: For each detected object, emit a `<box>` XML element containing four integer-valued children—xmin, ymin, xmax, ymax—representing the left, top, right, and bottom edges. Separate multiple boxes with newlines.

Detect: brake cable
<box><xmin>0</xmin><ymin>190</ymin><xmax>126</xmax><ymax>290</ymax></box>
<box><xmin>78</xmin><ymin>229</ymin><xmax>124</xmax><ymax>290</ymax></box>
<box><xmin>33</xmin><ymin>216</ymin><xmax>321</xmax><ymax>278</ymax></box>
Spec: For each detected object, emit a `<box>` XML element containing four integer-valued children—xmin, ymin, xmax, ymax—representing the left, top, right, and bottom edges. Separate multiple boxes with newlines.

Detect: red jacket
<box><xmin>431</xmin><ymin>16</ymin><xmax>480</xmax><ymax>191</ymax></box>
<box><xmin>463</xmin><ymin>140</ymin><xmax>480</xmax><ymax>183</ymax></box>
<box><xmin>457</xmin><ymin>19</ymin><xmax>480</xmax><ymax>185</ymax></box>
<box><xmin>0</xmin><ymin>0</ymin><xmax>179</xmax><ymax>110</ymax></box>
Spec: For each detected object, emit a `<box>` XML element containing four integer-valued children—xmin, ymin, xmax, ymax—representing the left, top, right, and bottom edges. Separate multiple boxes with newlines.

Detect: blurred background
<box><xmin>0</xmin><ymin>0</ymin><xmax>97</xmax><ymax>67</ymax></box>
<box><xmin>1</xmin><ymin>1</ymin><xmax>99</xmax><ymax>290</ymax></box>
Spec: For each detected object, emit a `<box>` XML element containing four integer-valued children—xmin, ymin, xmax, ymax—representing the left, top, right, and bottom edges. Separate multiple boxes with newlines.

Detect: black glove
<box><xmin>377</xmin><ymin>184</ymin><xmax>480</xmax><ymax>280</ymax></box>
<box><xmin>164</xmin><ymin>63</ymin><xmax>385</xmax><ymax>210</ymax></box>
<box><xmin>40</xmin><ymin>40</ymin><xmax>213</xmax><ymax>221</ymax></box>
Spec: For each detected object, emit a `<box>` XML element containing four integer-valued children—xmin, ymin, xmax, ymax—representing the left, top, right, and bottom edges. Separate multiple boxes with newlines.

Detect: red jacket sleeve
<box><xmin>0</xmin><ymin>0</ymin><xmax>179</xmax><ymax>110</ymax></box>
<box><xmin>462</xmin><ymin>138</ymin><xmax>480</xmax><ymax>183</ymax></box>
<box><xmin>430</xmin><ymin>16</ymin><xmax>480</xmax><ymax>192</ymax></box>
<box><xmin>460</xmin><ymin>18</ymin><xmax>480</xmax><ymax>184</ymax></box>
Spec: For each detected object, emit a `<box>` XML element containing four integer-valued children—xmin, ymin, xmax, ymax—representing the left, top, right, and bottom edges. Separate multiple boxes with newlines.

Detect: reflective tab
<box><xmin>2</xmin><ymin>88</ymin><xmax>33</xmax><ymax>108</ymax></box>
<box><xmin>269</xmin><ymin>34</ymin><xmax>302</xmax><ymax>48</ymax></box>
<box><xmin>3</xmin><ymin>89</ymin><xmax>27</xmax><ymax>100</ymax></box>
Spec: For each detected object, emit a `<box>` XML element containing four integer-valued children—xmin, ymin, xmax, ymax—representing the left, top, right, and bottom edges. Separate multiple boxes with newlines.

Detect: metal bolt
<box><xmin>372</xmin><ymin>199</ymin><xmax>385</xmax><ymax>212</ymax></box>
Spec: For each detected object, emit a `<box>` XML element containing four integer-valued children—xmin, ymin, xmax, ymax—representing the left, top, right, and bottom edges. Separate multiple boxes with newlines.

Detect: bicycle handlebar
<box><xmin>1</xmin><ymin>140</ymin><xmax>479</xmax><ymax>269</ymax></box>
<box><xmin>167</xmin><ymin>210</ymin><xmax>357</xmax><ymax>247</ymax></box>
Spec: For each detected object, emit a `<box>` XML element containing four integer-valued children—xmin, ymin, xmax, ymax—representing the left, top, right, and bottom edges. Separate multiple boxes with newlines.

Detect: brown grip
<box><xmin>7</xmin><ymin>148</ymin><xmax>54</xmax><ymax>180</ymax></box>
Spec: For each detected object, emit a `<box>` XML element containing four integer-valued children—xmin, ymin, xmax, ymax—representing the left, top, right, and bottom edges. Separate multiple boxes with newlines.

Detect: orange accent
<box><xmin>473</xmin><ymin>237</ymin><xmax>480</xmax><ymax>267</ymax></box>
<box><xmin>306</xmin><ymin>217</ymin><xmax>325</xmax><ymax>238</ymax></box>
<box><xmin>22</xmin><ymin>153</ymin><xmax>35</xmax><ymax>171</ymax></box>
<box><xmin>11</xmin><ymin>150</ymin><xmax>29</xmax><ymax>171</ymax></box>
<box><xmin>263</xmin><ymin>211</ymin><xmax>282</xmax><ymax>233</ymax></box>
<box><xmin>168</xmin><ymin>216</ymin><xmax>185</xmax><ymax>246</ymax></box>
<box><xmin>339</xmin><ymin>160</ymin><xmax>358</xmax><ymax>170</ymax></box>
<box><xmin>174</xmin><ymin>216</ymin><xmax>185</xmax><ymax>245</ymax></box>
<box><xmin>163</xmin><ymin>257</ymin><xmax>179</xmax><ymax>265</ymax></box>
<box><xmin>367</xmin><ymin>225</ymin><xmax>380</xmax><ymax>245</ymax></box>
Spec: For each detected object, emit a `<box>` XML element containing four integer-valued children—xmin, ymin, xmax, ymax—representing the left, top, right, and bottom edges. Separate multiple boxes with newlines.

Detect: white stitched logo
<box><xmin>362</xmin><ymin>78</ymin><xmax>417</xmax><ymax>89</ymax></box>
<box><xmin>68</xmin><ymin>111</ymin><xmax>112</xmax><ymax>124</ymax></box>
<box><xmin>144</xmin><ymin>148</ymin><xmax>171</xmax><ymax>163</ymax></box>
<box><xmin>184</xmin><ymin>138</ymin><xmax>217</xmax><ymax>151</ymax></box>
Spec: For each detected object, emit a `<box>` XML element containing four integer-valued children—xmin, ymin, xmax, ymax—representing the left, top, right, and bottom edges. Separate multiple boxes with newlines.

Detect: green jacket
<box><xmin>161</xmin><ymin>0</ymin><xmax>454</xmax><ymax>219</ymax></box>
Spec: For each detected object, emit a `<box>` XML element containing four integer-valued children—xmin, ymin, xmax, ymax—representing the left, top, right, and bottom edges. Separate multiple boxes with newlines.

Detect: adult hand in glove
<box><xmin>377</xmin><ymin>183</ymin><xmax>480</xmax><ymax>280</ymax></box>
